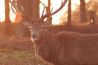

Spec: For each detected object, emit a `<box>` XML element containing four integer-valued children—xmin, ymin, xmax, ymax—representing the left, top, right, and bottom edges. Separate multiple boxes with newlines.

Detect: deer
<box><xmin>21</xmin><ymin>0</ymin><xmax>98</xmax><ymax>65</ymax></box>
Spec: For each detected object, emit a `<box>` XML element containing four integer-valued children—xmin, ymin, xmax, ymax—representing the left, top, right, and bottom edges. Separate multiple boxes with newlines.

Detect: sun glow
<box><xmin>0</xmin><ymin>0</ymin><xmax>16</xmax><ymax>22</ymax></box>
<box><xmin>0</xmin><ymin>0</ymin><xmax>89</xmax><ymax>24</ymax></box>
<box><xmin>40</xmin><ymin>0</ymin><xmax>81</xmax><ymax>25</ymax></box>
<box><xmin>0</xmin><ymin>0</ymin><xmax>5</xmax><ymax>22</ymax></box>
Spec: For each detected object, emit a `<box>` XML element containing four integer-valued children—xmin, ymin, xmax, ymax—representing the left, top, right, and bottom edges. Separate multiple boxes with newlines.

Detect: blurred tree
<box><xmin>87</xmin><ymin>0</ymin><xmax>98</xmax><ymax>24</ymax></box>
<box><xmin>80</xmin><ymin>0</ymin><xmax>87</xmax><ymax>22</ymax></box>
<box><xmin>5</xmin><ymin>0</ymin><xmax>13</xmax><ymax>35</ymax></box>
<box><xmin>67</xmin><ymin>0</ymin><xmax>72</xmax><ymax>30</ymax></box>
<box><xmin>32</xmin><ymin>0</ymin><xmax>40</xmax><ymax>23</ymax></box>
<box><xmin>46</xmin><ymin>0</ymin><xmax>52</xmax><ymax>24</ymax></box>
<box><xmin>18</xmin><ymin>0</ymin><xmax>40</xmax><ymax>23</ymax></box>
<box><xmin>16</xmin><ymin>0</ymin><xmax>34</xmax><ymax>21</ymax></box>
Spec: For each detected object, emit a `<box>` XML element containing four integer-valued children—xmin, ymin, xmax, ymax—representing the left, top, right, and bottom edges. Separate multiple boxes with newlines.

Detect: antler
<box><xmin>40</xmin><ymin>1</ymin><xmax>47</xmax><ymax>19</ymax></box>
<box><xmin>40</xmin><ymin>0</ymin><xmax>68</xmax><ymax>21</ymax></box>
<box><xmin>10</xmin><ymin>0</ymin><xmax>68</xmax><ymax>25</ymax></box>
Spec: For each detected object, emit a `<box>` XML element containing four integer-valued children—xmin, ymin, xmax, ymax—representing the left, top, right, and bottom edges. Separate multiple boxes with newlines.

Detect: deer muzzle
<box><xmin>31</xmin><ymin>32</ymin><xmax>39</xmax><ymax>41</ymax></box>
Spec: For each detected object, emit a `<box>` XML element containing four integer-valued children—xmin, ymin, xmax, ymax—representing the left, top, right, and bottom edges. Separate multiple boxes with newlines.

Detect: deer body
<box><xmin>20</xmin><ymin>0</ymin><xmax>98</xmax><ymax>64</ymax></box>
<box><xmin>31</xmin><ymin>30</ymin><xmax>98</xmax><ymax>65</ymax></box>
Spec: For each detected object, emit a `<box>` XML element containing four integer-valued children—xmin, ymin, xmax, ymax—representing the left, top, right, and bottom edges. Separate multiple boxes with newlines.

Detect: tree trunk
<box><xmin>80</xmin><ymin>0</ymin><xmax>87</xmax><ymax>22</ymax></box>
<box><xmin>16</xmin><ymin>0</ymin><xmax>33</xmax><ymax>22</ymax></box>
<box><xmin>46</xmin><ymin>0</ymin><xmax>52</xmax><ymax>24</ymax></box>
<box><xmin>32</xmin><ymin>0</ymin><xmax>40</xmax><ymax>23</ymax></box>
<box><xmin>5</xmin><ymin>0</ymin><xmax>13</xmax><ymax>35</ymax></box>
<box><xmin>67</xmin><ymin>0</ymin><xmax>71</xmax><ymax>30</ymax></box>
<box><xmin>23</xmin><ymin>0</ymin><xmax>33</xmax><ymax>17</ymax></box>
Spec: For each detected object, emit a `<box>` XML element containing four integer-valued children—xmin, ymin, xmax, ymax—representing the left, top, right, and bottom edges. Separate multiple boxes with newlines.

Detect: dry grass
<box><xmin>0</xmin><ymin>35</ymin><xmax>52</xmax><ymax>65</ymax></box>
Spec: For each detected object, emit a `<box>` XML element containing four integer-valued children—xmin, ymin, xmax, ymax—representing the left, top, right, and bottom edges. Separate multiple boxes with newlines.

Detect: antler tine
<box><xmin>39</xmin><ymin>1</ymin><xmax>47</xmax><ymax>22</ymax></box>
<box><xmin>10</xmin><ymin>0</ymin><xmax>38</xmax><ymax>23</ymax></box>
<box><xmin>41</xmin><ymin>7</ymin><xmax>46</xmax><ymax>19</ymax></box>
<box><xmin>50</xmin><ymin>7</ymin><xmax>53</xmax><ymax>13</ymax></box>
<box><xmin>40</xmin><ymin>0</ymin><xmax>68</xmax><ymax>21</ymax></box>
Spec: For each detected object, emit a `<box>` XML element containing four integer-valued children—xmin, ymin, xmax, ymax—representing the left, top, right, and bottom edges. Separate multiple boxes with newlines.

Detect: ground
<box><xmin>0</xmin><ymin>35</ymin><xmax>52</xmax><ymax>65</ymax></box>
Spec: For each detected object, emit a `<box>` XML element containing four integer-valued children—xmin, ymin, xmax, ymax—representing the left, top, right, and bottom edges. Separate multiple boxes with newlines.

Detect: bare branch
<box><xmin>40</xmin><ymin>0</ymin><xmax>68</xmax><ymax>21</ymax></box>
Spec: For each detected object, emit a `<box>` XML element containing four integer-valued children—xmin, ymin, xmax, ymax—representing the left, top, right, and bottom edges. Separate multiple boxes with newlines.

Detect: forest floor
<box><xmin>0</xmin><ymin>35</ymin><xmax>52</xmax><ymax>65</ymax></box>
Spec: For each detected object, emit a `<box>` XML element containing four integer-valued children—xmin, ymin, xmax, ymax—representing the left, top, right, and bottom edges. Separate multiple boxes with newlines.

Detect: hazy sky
<box><xmin>0</xmin><ymin>0</ymin><xmax>5</xmax><ymax>21</ymax></box>
<box><xmin>40</xmin><ymin>0</ymin><xmax>81</xmax><ymax>25</ymax></box>
<box><xmin>0</xmin><ymin>0</ymin><xmax>90</xmax><ymax>24</ymax></box>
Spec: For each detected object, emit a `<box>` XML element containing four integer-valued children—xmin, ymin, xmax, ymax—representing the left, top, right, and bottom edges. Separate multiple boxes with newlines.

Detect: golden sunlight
<box><xmin>52</xmin><ymin>0</ymin><xmax>89</xmax><ymax>25</ymax></box>
<box><xmin>0</xmin><ymin>0</ymin><xmax>5</xmax><ymax>22</ymax></box>
<box><xmin>0</xmin><ymin>0</ymin><xmax>90</xmax><ymax>24</ymax></box>
<box><xmin>0</xmin><ymin>0</ymin><xmax>16</xmax><ymax>22</ymax></box>
<box><xmin>40</xmin><ymin>0</ymin><xmax>82</xmax><ymax>25</ymax></box>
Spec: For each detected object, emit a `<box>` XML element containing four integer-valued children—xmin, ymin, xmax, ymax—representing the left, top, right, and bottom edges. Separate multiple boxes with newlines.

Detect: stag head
<box><xmin>24</xmin><ymin>0</ymin><xmax>68</xmax><ymax>41</ymax></box>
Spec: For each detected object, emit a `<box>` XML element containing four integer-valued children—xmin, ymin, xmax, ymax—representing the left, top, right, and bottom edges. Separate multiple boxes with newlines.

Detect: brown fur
<box><xmin>31</xmin><ymin>29</ymin><xmax>98</xmax><ymax>65</ymax></box>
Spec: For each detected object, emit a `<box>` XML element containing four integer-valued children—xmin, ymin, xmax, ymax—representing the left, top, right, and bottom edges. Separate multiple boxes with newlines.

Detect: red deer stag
<box><xmin>25</xmin><ymin>0</ymin><xmax>98</xmax><ymax>65</ymax></box>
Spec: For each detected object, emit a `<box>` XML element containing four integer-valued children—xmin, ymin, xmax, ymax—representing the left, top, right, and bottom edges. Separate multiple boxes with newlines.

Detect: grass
<box><xmin>0</xmin><ymin>35</ymin><xmax>52</xmax><ymax>65</ymax></box>
<box><xmin>0</xmin><ymin>50</ymin><xmax>34</xmax><ymax>65</ymax></box>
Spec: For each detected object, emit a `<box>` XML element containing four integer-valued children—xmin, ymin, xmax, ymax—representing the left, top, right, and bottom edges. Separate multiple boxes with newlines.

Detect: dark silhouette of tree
<box><xmin>80</xmin><ymin>0</ymin><xmax>87</xmax><ymax>22</ymax></box>
<box><xmin>87</xmin><ymin>0</ymin><xmax>98</xmax><ymax>24</ymax></box>
<box><xmin>67</xmin><ymin>0</ymin><xmax>72</xmax><ymax>30</ymax></box>
<box><xmin>11</xmin><ymin>0</ymin><xmax>36</xmax><ymax>23</ymax></box>
<box><xmin>32</xmin><ymin>0</ymin><xmax>40</xmax><ymax>22</ymax></box>
<box><xmin>5</xmin><ymin>0</ymin><xmax>13</xmax><ymax>35</ymax></box>
<box><xmin>23</xmin><ymin>0</ymin><xmax>33</xmax><ymax>18</ymax></box>
<box><xmin>16</xmin><ymin>0</ymin><xmax>34</xmax><ymax>20</ymax></box>
<box><xmin>46</xmin><ymin>0</ymin><xmax>52</xmax><ymax>24</ymax></box>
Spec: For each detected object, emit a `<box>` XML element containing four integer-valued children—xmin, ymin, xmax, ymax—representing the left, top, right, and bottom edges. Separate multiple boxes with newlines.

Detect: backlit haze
<box><xmin>0</xmin><ymin>0</ymin><xmax>89</xmax><ymax>25</ymax></box>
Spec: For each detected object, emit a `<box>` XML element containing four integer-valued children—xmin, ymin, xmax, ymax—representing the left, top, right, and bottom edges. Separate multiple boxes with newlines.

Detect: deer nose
<box><xmin>32</xmin><ymin>32</ymin><xmax>39</xmax><ymax>40</ymax></box>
